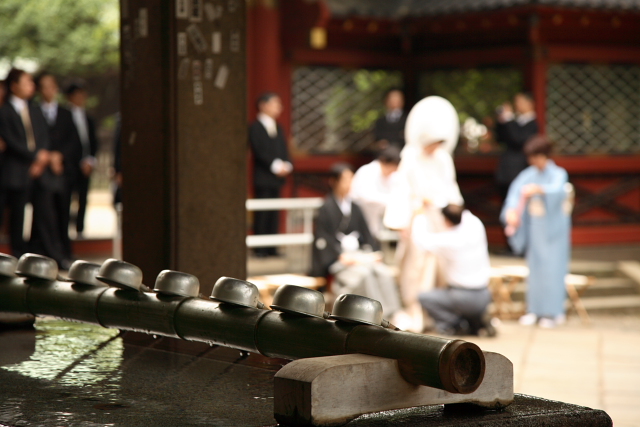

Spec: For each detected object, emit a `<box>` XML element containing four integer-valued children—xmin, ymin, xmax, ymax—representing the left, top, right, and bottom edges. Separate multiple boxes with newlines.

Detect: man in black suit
<box><xmin>373</xmin><ymin>88</ymin><xmax>407</xmax><ymax>150</ymax></box>
<box><xmin>0</xmin><ymin>68</ymin><xmax>52</xmax><ymax>258</ymax></box>
<box><xmin>66</xmin><ymin>83</ymin><xmax>98</xmax><ymax>238</ymax></box>
<box><xmin>38</xmin><ymin>73</ymin><xmax>82</xmax><ymax>259</ymax></box>
<box><xmin>248</xmin><ymin>92</ymin><xmax>292</xmax><ymax>257</ymax></box>
<box><xmin>310</xmin><ymin>163</ymin><xmax>401</xmax><ymax>315</ymax></box>
<box><xmin>495</xmin><ymin>92</ymin><xmax>539</xmax><ymax>199</ymax></box>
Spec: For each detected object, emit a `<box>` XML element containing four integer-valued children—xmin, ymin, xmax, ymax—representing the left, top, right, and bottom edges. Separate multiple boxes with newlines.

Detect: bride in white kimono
<box><xmin>383</xmin><ymin>97</ymin><xmax>464</xmax><ymax>332</ymax></box>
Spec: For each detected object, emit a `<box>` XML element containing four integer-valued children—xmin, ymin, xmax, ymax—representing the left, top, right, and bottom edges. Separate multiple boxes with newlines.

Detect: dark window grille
<box><xmin>292</xmin><ymin>66</ymin><xmax>403</xmax><ymax>154</ymax></box>
<box><xmin>547</xmin><ymin>64</ymin><xmax>640</xmax><ymax>155</ymax></box>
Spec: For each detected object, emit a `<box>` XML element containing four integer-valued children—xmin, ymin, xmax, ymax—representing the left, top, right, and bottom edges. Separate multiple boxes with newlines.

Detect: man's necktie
<box><xmin>20</xmin><ymin>105</ymin><xmax>36</xmax><ymax>151</ymax></box>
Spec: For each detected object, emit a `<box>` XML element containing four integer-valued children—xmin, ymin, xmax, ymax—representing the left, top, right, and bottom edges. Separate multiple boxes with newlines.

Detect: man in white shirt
<box><xmin>412</xmin><ymin>204</ymin><xmax>495</xmax><ymax>336</ymax></box>
<box><xmin>350</xmin><ymin>146</ymin><xmax>400</xmax><ymax>238</ymax></box>
<box><xmin>383</xmin><ymin>131</ymin><xmax>464</xmax><ymax>333</ymax></box>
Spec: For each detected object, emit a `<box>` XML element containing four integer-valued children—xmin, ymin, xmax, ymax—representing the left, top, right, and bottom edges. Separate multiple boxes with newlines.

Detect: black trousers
<box><xmin>253</xmin><ymin>187</ymin><xmax>281</xmax><ymax>256</ymax></box>
<box><xmin>53</xmin><ymin>176</ymin><xmax>74</xmax><ymax>259</ymax></box>
<box><xmin>74</xmin><ymin>173</ymin><xmax>90</xmax><ymax>234</ymax></box>
<box><xmin>30</xmin><ymin>180</ymin><xmax>66</xmax><ymax>266</ymax></box>
<box><xmin>4</xmin><ymin>187</ymin><xmax>30</xmax><ymax>257</ymax></box>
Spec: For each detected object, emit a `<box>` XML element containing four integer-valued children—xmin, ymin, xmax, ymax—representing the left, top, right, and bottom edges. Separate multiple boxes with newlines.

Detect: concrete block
<box><xmin>274</xmin><ymin>351</ymin><xmax>513</xmax><ymax>427</ymax></box>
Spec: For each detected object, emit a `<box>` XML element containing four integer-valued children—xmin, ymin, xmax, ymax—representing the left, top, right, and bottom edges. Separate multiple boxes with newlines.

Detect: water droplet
<box><xmin>152</xmin><ymin>335</ymin><xmax>157</xmax><ymax>339</ymax></box>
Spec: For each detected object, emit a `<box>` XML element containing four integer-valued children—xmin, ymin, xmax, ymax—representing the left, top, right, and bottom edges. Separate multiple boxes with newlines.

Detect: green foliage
<box><xmin>0</xmin><ymin>0</ymin><xmax>119</xmax><ymax>76</ymax></box>
<box><xmin>350</xmin><ymin>70</ymin><xmax>402</xmax><ymax>133</ymax></box>
<box><xmin>420</xmin><ymin>68</ymin><xmax>523</xmax><ymax>123</ymax></box>
<box><xmin>323</xmin><ymin>69</ymin><xmax>402</xmax><ymax>141</ymax></box>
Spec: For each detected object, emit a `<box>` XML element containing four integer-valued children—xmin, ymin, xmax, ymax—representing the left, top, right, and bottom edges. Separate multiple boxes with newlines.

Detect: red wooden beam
<box><xmin>546</xmin><ymin>44</ymin><xmax>640</xmax><ymax>63</ymax></box>
<box><xmin>455</xmin><ymin>155</ymin><xmax>640</xmax><ymax>174</ymax></box>
<box><xmin>288</xmin><ymin>48</ymin><xmax>410</xmax><ymax>68</ymax></box>
<box><xmin>413</xmin><ymin>45</ymin><xmax>528</xmax><ymax>69</ymax></box>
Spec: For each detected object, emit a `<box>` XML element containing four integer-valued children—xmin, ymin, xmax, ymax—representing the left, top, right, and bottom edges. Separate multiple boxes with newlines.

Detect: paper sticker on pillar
<box><xmin>204</xmin><ymin>2</ymin><xmax>222</xmax><ymax>21</ymax></box>
<box><xmin>204</xmin><ymin>59</ymin><xmax>214</xmax><ymax>80</ymax></box>
<box><xmin>229</xmin><ymin>30</ymin><xmax>241</xmax><ymax>53</ymax></box>
<box><xmin>190</xmin><ymin>0</ymin><xmax>203</xmax><ymax>22</ymax></box>
<box><xmin>192</xmin><ymin>60</ymin><xmax>202</xmax><ymax>81</ymax></box>
<box><xmin>194</xmin><ymin>81</ymin><xmax>204</xmax><ymax>105</ymax></box>
<box><xmin>228</xmin><ymin>0</ymin><xmax>238</xmax><ymax>13</ymax></box>
<box><xmin>187</xmin><ymin>24</ymin><xmax>208</xmax><ymax>53</ymax></box>
<box><xmin>177</xmin><ymin>33</ymin><xmax>188</xmax><ymax>56</ymax></box>
<box><xmin>215</xmin><ymin>64</ymin><xmax>229</xmax><ymax>89</ymax></box>
<box><xmin>138</xmin><ymin>8</ymin><xmax>148</xmax><ymax>38</ymax></box>
<box><xmin>212</xmin><ymin>32</ymin><xmax>222</xmax><ymax>54</ymax></box>
<box><xmin>178</xmin><ymin>58</ymin><xmax>191</xmax><ymax>80</ymax></box>
<box><xmin>176</xmin><ymin>0</ymin><xmax>189</xmax><ymax>19</ymax></box>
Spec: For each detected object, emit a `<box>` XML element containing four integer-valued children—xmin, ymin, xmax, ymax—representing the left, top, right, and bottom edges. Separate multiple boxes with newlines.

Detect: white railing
<box><xmin>246</xmin><ymin>197</ymin><xmax>400</xmax><ymax>248</ymax></box>
<box><xmin>245</xmin><ymin>197</ymin><xmax>324</xmax><ymax>248</ymax></box>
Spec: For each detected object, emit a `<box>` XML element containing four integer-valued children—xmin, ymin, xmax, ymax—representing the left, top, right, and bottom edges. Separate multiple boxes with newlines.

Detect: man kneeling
<box><xmin>412</xmin><ymin>205</ymin><xmax>495</xmax><ymax>336</ymax></box>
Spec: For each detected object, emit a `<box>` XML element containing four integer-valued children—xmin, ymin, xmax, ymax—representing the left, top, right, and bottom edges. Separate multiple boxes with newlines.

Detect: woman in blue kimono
<box><xmin>501</xmin><ymin>135</ymin><xmax>572</xmax><ymax>329</ymax></box>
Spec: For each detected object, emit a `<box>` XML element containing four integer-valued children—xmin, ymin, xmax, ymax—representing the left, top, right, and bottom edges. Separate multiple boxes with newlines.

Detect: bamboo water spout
<box><xmin>0</xmin><ymin>253</ymin><xmax>485</xmax><ymax>394</ymax></box>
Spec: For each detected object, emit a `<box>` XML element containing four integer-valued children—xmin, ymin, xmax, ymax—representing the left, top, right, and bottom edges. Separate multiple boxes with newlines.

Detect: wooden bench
<box><xmin>489</xmin><ymin>266</ymin><xmax>594</xmax><ymax>325</ymax></box>
<box><xmin>246</xmin><ymin>274</ymin><xmax>326</xmax><ymax>307</ymax></box>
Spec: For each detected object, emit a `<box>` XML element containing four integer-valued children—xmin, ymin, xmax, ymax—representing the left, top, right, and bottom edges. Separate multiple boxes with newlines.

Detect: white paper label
<box><xmin>177</xmin><ymin>33</ymin><xmax>188</xmax><ymax>56</ymax></box>
<box><xmin>204</xmin><ymin>58</ymin><xmax>214</xmax><ymax>80</ymax></box>
<box><xmin>138</xmin><ymin>8</ymin><xmax>148</xmax><ymax>37</ymax></box>
<box><xmin>212</xmin><ymin>32</ymin><xmax>222</xmax><ymax>54</ymax></box>
<box><xmin>176</xmin><ymin>0</ymin><xmax>189</xmax><ymax>19</ymax></box>
<box><xmin>204</xmin><ymin>2</ymin><xmax>215</xmax><ymax>21</ymax></box>
<box><xmin>229</xmin><ymin>30</ymin><xmax>240</xmax><ymax>53</ymax></box>
<box><xmin>190</xmin><ymin>0</ymin><xmax>203</xmax><ymax>22</ymax></box>
<box><xmin>186</xmin><ymin>24</ymin><xmax>208</xmax><ymax>53</ymax></box>
<box><xmin>215</xmin><ymin>64</ymin><xmax>229</xmax><ymax>89</ymax></box>
<box><xmin>194</xmin><ymin>81</ymin><xmax>203</xmax><ymax>105</ymax></box>
<box><xmin>192</xmin><ymin>60</ymin><xmax>202</xmax><ymax>80</ymax></box>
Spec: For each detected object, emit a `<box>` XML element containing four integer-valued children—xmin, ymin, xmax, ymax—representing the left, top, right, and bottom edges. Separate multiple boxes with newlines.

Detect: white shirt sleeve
<box><xmin>411</xmin><ymin>214</ymin><xmax>454</xmax><ymax>253</ymax></box>
<box><xmin>351</xmin><ymin>163</ymin><xmax>388</xmax><ymax>207</ymax></box>
<box><xmin>270</xmin><ymin>158</ymin><xmax>284</xmax><ymax>175</ymax></box>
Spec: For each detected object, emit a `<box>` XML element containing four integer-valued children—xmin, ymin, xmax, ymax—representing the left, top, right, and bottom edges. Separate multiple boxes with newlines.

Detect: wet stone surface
<box><xmin>0</xmin><ymin>318</ymin><xmax>613</xmax><ymax>427</ymax></box>
<box><xmin>0</xmin><ymin>319</ymin><xmax>280</xmax><ymax>426</ymax></box>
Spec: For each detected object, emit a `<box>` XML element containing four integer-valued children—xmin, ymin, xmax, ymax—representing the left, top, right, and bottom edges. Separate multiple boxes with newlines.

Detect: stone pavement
<box><xmin>467</xmin><ymin>314</ymin><xmax>640</xmax><ymax>427</ymax></box>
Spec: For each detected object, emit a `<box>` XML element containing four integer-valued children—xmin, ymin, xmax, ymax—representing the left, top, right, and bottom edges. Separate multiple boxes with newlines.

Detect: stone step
<box><xmin>583</xmin><ymin>277</ymin><xmax>638</xmax><ymax>297</ymax></box>
<box><xmin>508</xmin><ymin>277</ymin><xmax>638</xmax><ymax>301</ymax></box>
<box><xmin>496</xmin><ymin>295</ymin><xmax>640</xmax><ymax>316</ymax></box>
<box><xmin>490</xmin><ymin>256</ymin><xmax>617</xmax><ymax>275</ymax></box>
<box><xmin>580</xmin><ymin>295</ymin><xmax>640</xmax><ymax>314</ymax></box>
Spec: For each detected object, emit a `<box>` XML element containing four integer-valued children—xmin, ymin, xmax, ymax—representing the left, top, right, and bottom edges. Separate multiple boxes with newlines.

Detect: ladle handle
<box><xmin>257</xmin><ymin>301</ymin><xmax>266</xmax><ymax>309</ymax></box>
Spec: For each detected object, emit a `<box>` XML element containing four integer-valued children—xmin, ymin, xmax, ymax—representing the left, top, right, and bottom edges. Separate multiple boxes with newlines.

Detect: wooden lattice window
<box><xmin>419</xmin><ymin>68</ymin><xmax>523</xmax><ymax>153</ymax></box>
<box><xmin>547</xmin><ymin>64</ymin><xmax>640</xmax><ymax>155</ymax></box>
<box><xmin>292</xmin><ymin>66</ymin><xmax>403</xmax><ymax>154</ymax></box>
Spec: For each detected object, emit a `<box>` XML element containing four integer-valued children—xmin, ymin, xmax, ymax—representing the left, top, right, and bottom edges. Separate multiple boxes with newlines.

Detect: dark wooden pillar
<box><xmin>120</xmin><ymin>0</ymin><xmax>247</xmax><ymax>294</ymax></box>
<box><xmin>247</xmin><ymin>0</ymin><xmax>283</xmax><ymax>120</ymax></box>
<box><xmin>527</xmin><ymin>12</ymin><xmax>548</xmax><ymax>134</ymax></box>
